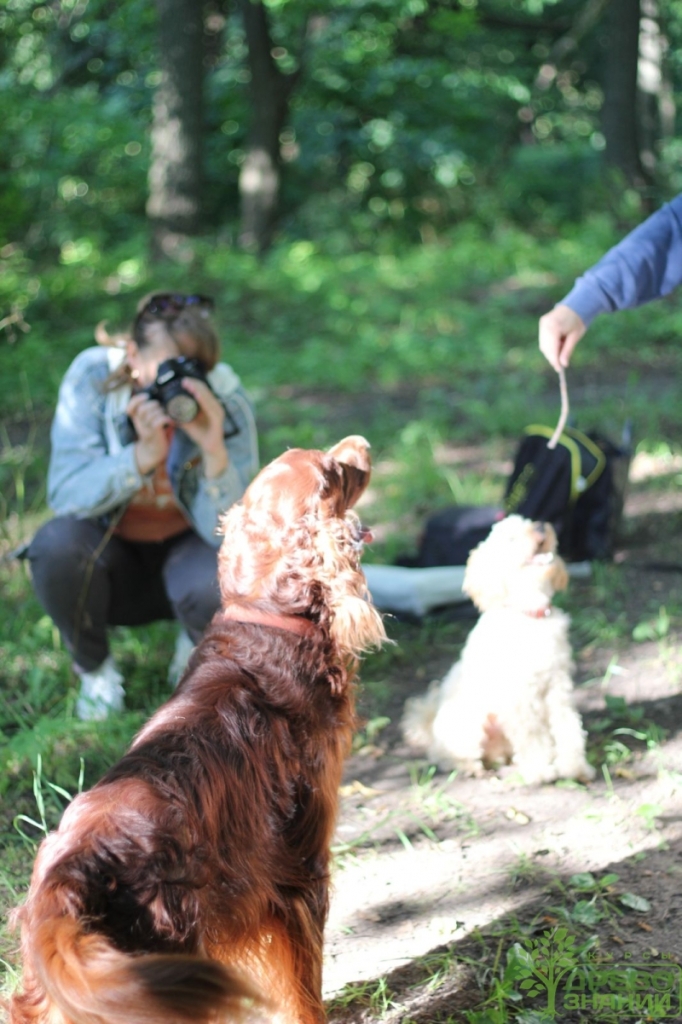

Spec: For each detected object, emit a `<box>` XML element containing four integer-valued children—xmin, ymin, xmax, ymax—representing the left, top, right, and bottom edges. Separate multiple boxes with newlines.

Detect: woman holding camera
<box><xmin>28</xmin><ymin>292</ymin><xmax>259</xmax><ymax>720</ymax></box>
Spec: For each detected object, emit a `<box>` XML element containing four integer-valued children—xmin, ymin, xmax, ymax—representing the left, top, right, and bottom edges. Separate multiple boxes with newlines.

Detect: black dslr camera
<box><xmin>145</xmin><ymin>356</ymin><xmax>207</xmax><ymax>424</ymax></box>
<box><xmin>118</xmin><ymin>357</ymin><xmax>240</xmax><ymax>445</ymax></box>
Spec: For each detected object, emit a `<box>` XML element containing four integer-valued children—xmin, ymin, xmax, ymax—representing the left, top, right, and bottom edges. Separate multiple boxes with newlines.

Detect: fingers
<box><xmin>538</xmin><ymin>304</ymin><xmax>586</xmax><ymax>372</ymax></box>
<box><xmin>174</xmin><ymin>380</ymin><xmax>228</xmax><ymax>464</ymax></box>
<box><xmin>128</xmin><ymin>383</ymin><xmax>227</xmax><ymax>470</ymax></box>
<box><xmin>180</xmin><ymin>378</ymin><xmax>223</xmax><ymax>424</ymax></box>
<box><xmin>127</xmin><ymin>394</ymin><xmax>170</xmax><ymax>440</ymax></box>
<box><xmin>126</xmin><ymin>392</ymin><xmax>151</xmax><ymax>417</ymax></box>
<box><xmin>128</xmin><ymin>396</ymin><xmax>170</xmax><ymax>474</ymax></box>
<box><xmin>558</xmin><ymin>327</ymin><xmax>584</xmax><ymax>368</ymax></box>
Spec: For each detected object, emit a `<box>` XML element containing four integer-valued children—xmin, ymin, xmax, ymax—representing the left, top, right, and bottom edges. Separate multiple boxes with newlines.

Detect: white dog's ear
<box><xmin>463</xmin><ymin>539</ymin><xmax>508</xmax><ymax>612</ymax></box>
<box><xmin>549</xmin><ymin>556</ymin><xmax>569</xmax><ymax>593</ymax></box>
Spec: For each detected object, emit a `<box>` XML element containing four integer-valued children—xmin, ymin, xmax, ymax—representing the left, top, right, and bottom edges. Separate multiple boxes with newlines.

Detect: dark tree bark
<box><xmin>146</xmin><ymin>0</ymin><xmax>204</xmax><ymax>246</ymax></box>
<box><xmin>237</xmin><ymin>0</ymin><xmax>302</xmax><ymax>253</ymax></box>
<box><xmin>533</xmin><ymin>0</ymin><xmax>611</xmax><ymax>89</ymax></box>
<box><xmin>601</xmin><ymin>0</ymin><xmax>650</xmax><ymax>186</ymax></box>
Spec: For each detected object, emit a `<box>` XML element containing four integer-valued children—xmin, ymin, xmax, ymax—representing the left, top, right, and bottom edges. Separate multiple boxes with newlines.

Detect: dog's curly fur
<box><xmin>401</xmin><ymin>515</ymin><xmax>595</xmax><ymax>785</ymax></box>
<box><xmin>8</xmin><ymin>436</ymin><xmax>386</xmax><ymax>1024</ymax></box>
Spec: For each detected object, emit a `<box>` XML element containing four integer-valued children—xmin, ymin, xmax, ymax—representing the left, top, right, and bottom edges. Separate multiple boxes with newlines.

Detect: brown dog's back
<box><xmin>8</xmin><ymin>438</ymin><xmax>385</xmax><ymax>1024</ymax></box>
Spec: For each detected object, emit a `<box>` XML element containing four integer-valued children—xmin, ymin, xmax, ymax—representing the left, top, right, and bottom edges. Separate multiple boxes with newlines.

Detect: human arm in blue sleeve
<box><xmin>562</xmin><ymin>193</ymin><xmax>682</xmax><ymax>325</ymax></box>
<box><xmin>539</xmin><ymin>194</ymin><xmax>682</xmax><ymax>370</ymax></box>
<box><xmin>180</xmin><ymin>383</ymin><xmax>259</xmax><ymax>546</ymax></box>
<box><xmin>47</xmin><ymin>349</ymin><xmax>145</xmax><ymax>518</ymax></box>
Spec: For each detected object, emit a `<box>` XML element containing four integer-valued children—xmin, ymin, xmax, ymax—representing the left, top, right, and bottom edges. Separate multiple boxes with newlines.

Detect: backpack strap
<box><xmin>523</xmin><ymin>424</ymin><xmax>606</xmax><ymax>502</ymax></box>
<box><xmin>564</xmin><ymin>427</ymin><xmax>608</xmax><ymax>491</ymax></box>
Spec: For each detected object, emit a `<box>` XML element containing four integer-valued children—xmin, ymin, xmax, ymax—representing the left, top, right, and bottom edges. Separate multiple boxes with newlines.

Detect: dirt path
<box><xmin>322</xmin><ymin>471</ymin><xmax>682</xmax><ymax>1022</ymax></box>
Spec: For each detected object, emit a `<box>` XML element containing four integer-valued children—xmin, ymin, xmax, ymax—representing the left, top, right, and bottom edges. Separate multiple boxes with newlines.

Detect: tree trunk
<box><xmin>601</xmin><ymin>0</ymin><xmax>649</xmax><ymax>186</ymax></box>
<box><xmin>638</xmin><ymin>0</ymin><xmax>674</xmax><ymax>176</ymax></box>
<box><xmin>237</xmin><ymin>0</ymin><xmax>301</xmax><ymax>253</ymax></box>
<box><xmin>147</xmin><ymin>0</ymin><xmax>204</xmax><ymax>247</ymax></box>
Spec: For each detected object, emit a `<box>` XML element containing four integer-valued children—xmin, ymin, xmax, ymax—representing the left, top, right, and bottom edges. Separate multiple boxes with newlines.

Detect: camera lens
<box><xmin>166</xmin><ymin>392</ymin><xmax>200</xmax><ymax>423</ymax></box>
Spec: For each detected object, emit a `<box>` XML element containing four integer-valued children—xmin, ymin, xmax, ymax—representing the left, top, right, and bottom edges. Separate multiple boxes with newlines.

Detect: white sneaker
<box><xmin>167</xmin><ymin>628</ymin><xmax>195</xmax><ymax>688</ymax></box>
<box><xmin>75</xmin><ymin>657</ymin><xmax>125</xmax><ymax>721</ymax></box>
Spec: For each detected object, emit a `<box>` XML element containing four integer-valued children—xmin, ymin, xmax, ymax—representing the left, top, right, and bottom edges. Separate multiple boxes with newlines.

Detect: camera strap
<box><xmin>221</xmin><ymin>402</ymin><xmax>241</xmax><ymax>440</ymax></box>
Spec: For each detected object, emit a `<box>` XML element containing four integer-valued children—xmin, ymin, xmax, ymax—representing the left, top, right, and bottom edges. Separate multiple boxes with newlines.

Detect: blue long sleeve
<box><xmin>562</xmin><ymin>194</ymin><xmax>682</xmax><ymax>325</ymax></box>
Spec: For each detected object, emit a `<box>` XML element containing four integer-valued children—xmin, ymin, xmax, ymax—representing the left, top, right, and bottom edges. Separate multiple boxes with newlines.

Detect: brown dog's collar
<box><xmin>220</xmin><ymin>604</ymin><xmax>319</xmax><ymax>638</ymax></box>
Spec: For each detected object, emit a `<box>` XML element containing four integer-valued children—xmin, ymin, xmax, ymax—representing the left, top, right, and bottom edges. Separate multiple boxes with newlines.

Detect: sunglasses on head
<box><xmin>136</xmin><ymin>293</ymin><xmax>215</xmax><ymax>321</ymax></box>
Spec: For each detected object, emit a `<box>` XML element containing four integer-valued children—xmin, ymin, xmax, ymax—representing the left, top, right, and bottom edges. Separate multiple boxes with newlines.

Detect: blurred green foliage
<box><xmin>3</xmin><ymin>0</ymin><xmax>682</xmax><ymax>418</ymax></box>
<box><xmin>1</xmin><ymin>220</ymin><xmax>578</xmax><ymax>410</ymax></box>
<box><xmin>4</xmin><ymin>0</ymin><xmax>682</xmax><ymax>266</ymax></box>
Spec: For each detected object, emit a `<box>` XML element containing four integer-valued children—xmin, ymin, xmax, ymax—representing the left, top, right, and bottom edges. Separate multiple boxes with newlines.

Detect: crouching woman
<box><xmin>28</xmin><ymin>292</ymin><xmax>258</xmax><ymax>719</ymax></box>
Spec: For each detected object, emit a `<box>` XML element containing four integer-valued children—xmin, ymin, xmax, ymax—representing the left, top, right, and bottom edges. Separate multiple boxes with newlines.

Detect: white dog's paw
<box><xmin>516</xmin><ymin>759</ymin><xmax>596</xmax><ymax>785</ymax></box>
<box><xmin>551</xmin><ymin>754</ymin><xmax>596</xmax><ymax>784</ymax></box>
<box><xmin>573</xmin><ymin>761</ymin><xmax>597</xmax><ymax>783</ymax></box>
<box><xmin>515</xmin><ymin>765</ymin><xmax>559</xmax><ymax>786</ymax></box>
<box><xmin>401</xmin><ymin>698</ymin><xmax>434</xmax><ymax>751</ymax></box>
<box><xmin>401</xmin><ymin>679</ymin><xmax>447</xmax><ymax>752</ymax></box>
<box><xmin>444</xmin><ymin>757</ymin><xmax>486</xmax><ymax>778</ymax></box>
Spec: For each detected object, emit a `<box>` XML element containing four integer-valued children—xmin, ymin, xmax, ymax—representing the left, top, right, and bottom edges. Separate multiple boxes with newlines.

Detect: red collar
<box><xmin>523</xmin><ymin>606</ymin><xmax>552</xmax><ymax>619</ymax></box>
<box><xmin>219</xmin><ymin>604</ymin><xmax>319</xmax><ymax>639</ymax></box>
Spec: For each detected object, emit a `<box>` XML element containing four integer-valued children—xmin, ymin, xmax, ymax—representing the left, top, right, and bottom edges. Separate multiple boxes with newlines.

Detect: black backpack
<box><xmin>396</xmin><ymin>505</ymin><xmax>504</xmax><ymax>568</ymax></box>
<box><xmin>397</xmin><ymin>424</ymin><xmax>631</xmax><ymax>569</ymax></box>
<box><xmin>504</xmin><ymin>424</ymin><xmax>632</xmax><ymax>562</ymax></box>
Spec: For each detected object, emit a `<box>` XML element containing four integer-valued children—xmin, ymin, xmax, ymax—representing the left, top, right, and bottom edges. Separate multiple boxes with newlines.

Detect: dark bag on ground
<box><xmin>398</xmin><ymin>424</ymin><xmax>631</xmax><ymax>569</ymax></box>
<box><xmin>396</xmin><ymin>505</ymin><xmax>504</xmax><ymax>568</ymax></box>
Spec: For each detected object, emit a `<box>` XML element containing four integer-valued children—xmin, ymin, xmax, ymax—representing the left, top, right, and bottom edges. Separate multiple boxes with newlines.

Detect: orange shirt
<box><xmin>115</xmin><ymin>432</ymin><xmax>192</xmax><ymax>543</ymax></box>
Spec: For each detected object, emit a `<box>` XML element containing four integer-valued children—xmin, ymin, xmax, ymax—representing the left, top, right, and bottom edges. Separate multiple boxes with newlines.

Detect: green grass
<box><xmin>325</xmin><ymin>880</ymin><xmax>659</xmax><ymax>1024</ymax></box>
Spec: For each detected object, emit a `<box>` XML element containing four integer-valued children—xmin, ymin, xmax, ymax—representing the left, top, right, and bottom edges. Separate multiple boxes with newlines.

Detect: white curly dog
<box><xmin>401</xmin><ymin>515</ymin><xmax>595</xmax><ymax>785</ymax></box>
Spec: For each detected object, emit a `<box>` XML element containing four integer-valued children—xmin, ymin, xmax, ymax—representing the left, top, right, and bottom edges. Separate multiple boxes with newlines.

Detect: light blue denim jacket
<box><xmin>47</xmin><ymin>346</ymin><xmax>259</xmax><ymax>547</ymax></box>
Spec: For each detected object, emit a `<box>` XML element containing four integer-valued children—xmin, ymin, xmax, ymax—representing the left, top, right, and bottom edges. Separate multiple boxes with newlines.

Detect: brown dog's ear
<box><xmin>327</xmin><ymin>436</ymin><xmax>372</xmax><ymax>508</ymax></box>
<box><xmin>338</xmin><ymin>464</ymin><xmax>370</xmax><ymax>509</ymax></box>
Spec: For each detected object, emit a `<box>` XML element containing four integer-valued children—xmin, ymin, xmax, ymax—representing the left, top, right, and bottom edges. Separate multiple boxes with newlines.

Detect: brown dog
<box><xmin>8</xmin><ymin>436</ymin><xmax>385</xmax><ymax>1024</ymax></box>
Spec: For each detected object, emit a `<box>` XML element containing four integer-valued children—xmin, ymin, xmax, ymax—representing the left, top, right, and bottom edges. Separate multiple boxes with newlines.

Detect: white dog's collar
<box><xmin>523</xmin><ymin>606</ymin><xmax>552</xmax><ymax>618</ymax></box>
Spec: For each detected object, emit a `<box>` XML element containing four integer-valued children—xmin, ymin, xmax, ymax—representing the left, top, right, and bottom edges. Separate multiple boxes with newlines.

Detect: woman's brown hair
<box><xmin>97</xmin><ymin>293</ymin><xmax>220</xmax><ymax>391</ymax></box>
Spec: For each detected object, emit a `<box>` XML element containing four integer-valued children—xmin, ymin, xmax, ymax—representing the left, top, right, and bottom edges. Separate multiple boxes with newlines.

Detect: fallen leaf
<box><xmin>356</xmin><ymin>744</ymin><xmax>384</xmax><ymax>759</ymax></box>
<box><xmin>620</xmin><ymin>892</ymin><xmax>651</xmax><ymax>913</ymax></box>
<box><xmin>506</xmin><ymin>807</ymin><xmax>531</xmax><ymax>825</ymax></box>
<box><xmin>339</xmin><ymin>780</ymin><xmax>383</xmax><ymax>797</ymax></box>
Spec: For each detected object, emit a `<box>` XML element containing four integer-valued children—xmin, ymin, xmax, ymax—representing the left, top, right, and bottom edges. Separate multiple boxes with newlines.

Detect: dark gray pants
<box><xmin>28</xmin><ymin>517</ymin><xmax>221</xmax><ymax>671</ymax></box>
